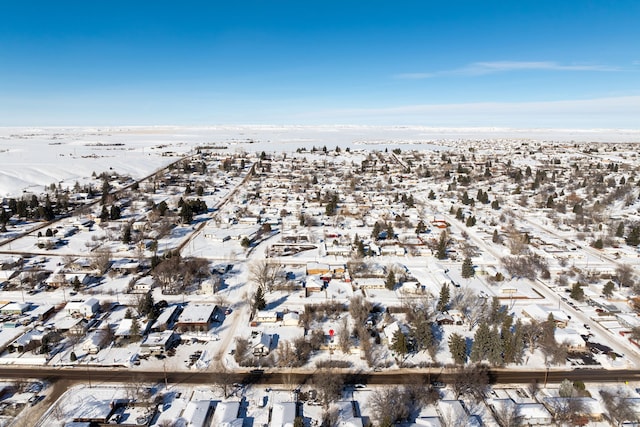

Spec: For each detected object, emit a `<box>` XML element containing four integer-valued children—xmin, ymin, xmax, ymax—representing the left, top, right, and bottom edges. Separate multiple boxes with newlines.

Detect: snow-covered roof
<box><xmin>554</xmin><ymin>328</ymin><xmax>586</xmax><ymax>347</ymax></box>
<box><xmin>517</xmin><ymin>403</ymin><xmax>553</xmax><ymax>421</ymax></box>
<box><xmin>213</xmin><ymin>401</ymin><xmax>241</xmax><ymax>426</ymax></box>
<box><xmin>114</xmin><ymin>318</ymin><xmax>133</xmax><ymax>337</ymax></box>
<box><xmin>151</xmin><ymin>305</ymin><xmax>179</xmax><ymax>330</ymax></box>
<box><xmin>182</xmin><ymin>400</ymin><xmax>211</xmax><ymax>427</ymax></box>
<box><xmin>178</xmin><ymin>303</ymin><xmax>216</xmax><ymax>324</ymax></box>
<box><xmin>270</xmin><ymin>402</ymin><xmax>296</xmax><ymax>427</ymax></box>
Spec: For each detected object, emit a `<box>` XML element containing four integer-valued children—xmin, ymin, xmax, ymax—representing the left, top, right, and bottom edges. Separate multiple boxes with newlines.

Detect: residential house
<box><xmin>65</xmin><ymin>298</ymin><xmax>100</xmax><ymax>319</ymax></box>
<box><xmin>212</xmin><ymin>401</ymin><xmax>242</xmax><ymax>427</ymax></box>
<box><xmin>253</xmin><ymin>332</ymin><xmax>273</xmax><ymax>356</ymax></box>
<box><xmin>175</xmin><ymin>303</ymin><xmax>217</xmax><ymax>333</ymax></box>
<box><xmin>181</xmin><ymin>400</ymin><xmax>213</xmax><ymax>427</ymax></box>
<box><xmin>140</xmin><ymin>331</ymin><xmax>177</xmax><ymax>356</ymax></box>
<box><xmin>270</xmin><ymin>402</ymin><xmax>296</xmax><ymax>427</ymax></box>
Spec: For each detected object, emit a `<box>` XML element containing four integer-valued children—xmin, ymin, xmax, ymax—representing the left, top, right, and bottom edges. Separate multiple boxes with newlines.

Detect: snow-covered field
<box><xmin>2</xmin><ymin>125</ymin><xmax>639</xmax><ymax>197</ymax></box>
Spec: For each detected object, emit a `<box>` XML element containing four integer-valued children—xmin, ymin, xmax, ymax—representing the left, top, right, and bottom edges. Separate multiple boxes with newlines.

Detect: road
<box><xmin>1</xmin><ymin>366</ymin><xmax>638</xmax><ymax>387</ymax></box>
<box><xmin>0</xmin><ymin>154</ymin><xmax>192</xmax><ymax>254</ymax></box>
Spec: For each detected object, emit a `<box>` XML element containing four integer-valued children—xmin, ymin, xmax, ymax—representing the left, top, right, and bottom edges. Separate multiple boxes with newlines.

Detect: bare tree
<box><xmin>349</xmin><ymin>294</ymin><xmax>372</xmax><ymax>325</ymax></box>
<box><xmin>337</xmin><ymin>317</ymin><xmax>351</xmax><ymax>354</ymax></box>
<box><xmin>312</xmin><ymin>369</ymin><xmax>344</xmax><ymax>410</ymax></box>
<box><xmin>616</xmin><ymin>264</ymin><xmax>636</xmax><ymax>289</ymax></box>
<box><xmin>451</xmin><ymin>364</ymin><xmax>490</xmax><ymax>401</ymax></box>
<box><xmin>214</xmin><ymin>365</ymin><xmax>236</xmax><ymax>398</ymax></box>
<box><xmin>276</xmin><ymin>340</ymin><xmax>298</xmax><ymax>368</ymax></box>
<box><xmin>493</xmin><ymin>399</ymin><xmax>521</xmax><ymax>427</ymax></box>
<box><xmin>92</xmin><ymin>248</ymin><xmax>112</xmax><ymax>274</ymax></box>
<box><xmin>547</xmin><ymin>397</ymin><xmax>585</xmax><ymax>426</ymax></box>
<box><xmin>601</xmin><ymin>389</ymin><xmax>638</xmax><ymax>427</ymax></box>
<box><xmin>369</xmin><ymin>386</ymin><xmax>413</xmax><ymax>426</ymax></box>
<box><xmin>234</xmin><ymin>337</ymin><xmax>250</xmax><ymax>364</ymax></box>
<box><xmin>249</xmin><ymin>259</ymin><xmax>284</xmax><ymax>293</ymax></box>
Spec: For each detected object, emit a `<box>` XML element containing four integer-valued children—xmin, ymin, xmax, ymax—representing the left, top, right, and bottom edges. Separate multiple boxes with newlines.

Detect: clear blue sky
<box><xmin>1</xmin><ymin>1</ymin><xmax>639</xmax><ymax>128</ymax></box>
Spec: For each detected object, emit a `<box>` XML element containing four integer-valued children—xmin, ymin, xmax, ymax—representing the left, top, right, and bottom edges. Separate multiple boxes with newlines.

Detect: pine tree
<box><xmin>72</xmin><ymin>276</ymin><xmax>82</xmax><ymax>292</ymax></box>
<box><xmin>122</xmin><ymin>225</ymin><xmax>132</xmax><ymax>244</ymax></box>
<box><xmin>436</xmin><ymin>231</ymin><xmax>448</xmax><ymax>260</ymax></box>
<box><xmin>254</xmin><ymin>286</ymin><xmax>266</xmax><ymax>311</ymax></box>
<box><xmin>603</xmin><ymin>281</ymin><xmax>615</xmax><ymax>298</ymax></box>
<box><xmin>626</xmin><ymin>226</ymin><xmax>640</xmax><ymax>246</ymax></box>
<box><xmin>409</xmin><ymin>313</ymin><xmax>434</xmax><ymax>354</ymax></box>
<box><xmin>437</xmin><ymin>283</ymin><xmax>450</xmax><ymax>312</ymax></box>
<box><xmin>385</xmin><ymin>270</ymin><xmax>396</xmax><ymax>290</ymax></box>
<box><xmin>130</xmin><ymin>318</ymin><xmax>141</xmax><ymax>342</ymax></box>
<box><xmin>470</xmin><ymin>321</ymin><xmax>492</xmax><ymax>363</ymax></box>
<box><xmin>449</xmin><ymin>333</ymin><xmax>467</xmax><ymax>365</ymax></box>
<box><xmin>461</xmin><ymin>257</ymin><xmax>474</xmax><ymax>278</ymax></box>
<box><xmin>487</xmin><ymin>326</ymin><xmax>503</xmax><ymax>366</ymax></box>
<box><xmin>616</xmin><ymin>222</ymin><xmax>625</xmax><ymax>238</ymax></box>
<box><xmin>570</xmin><ymin>282</ymin><xmax>585</xmax><ymax>301</ymax></box>
<box><xmin>391</xmin><ymin>330</ymin><xmax>408</xmax><ymax>355</ymax></box>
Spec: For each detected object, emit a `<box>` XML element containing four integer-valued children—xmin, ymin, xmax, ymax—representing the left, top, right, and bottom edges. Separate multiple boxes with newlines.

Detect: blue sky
<box><xmin>1</xmin><ymin>1</ymin><xmax>639</xmax><ymax>128</ymax></box>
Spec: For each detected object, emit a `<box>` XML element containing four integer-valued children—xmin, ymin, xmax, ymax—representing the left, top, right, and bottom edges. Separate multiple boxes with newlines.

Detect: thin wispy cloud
<box><xmin>395</xmin><ymin>61</ymin><xmax>621</xmax><ymax>79</ymax></box>
<box><xmin>300</xmin><ymin>95</ymin><xmax>640</xmax><ymax>129</ymax></box>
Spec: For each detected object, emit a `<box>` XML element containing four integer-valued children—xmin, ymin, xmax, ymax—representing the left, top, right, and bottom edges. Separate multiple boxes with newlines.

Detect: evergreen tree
<box><xmin>137</xmin><ymin>292</ymin><xmax>155</xmax><ymax>318</ymax></box>
<box><xmin>487</xmin><ymin>326</ymin><xmax>503</xmax><ymax>366</ymax></box>
<box><xmin>124</xmin><ymin>308</ymin><xmax>133</xmax><ymax>319</ymax></box>
<box><xmin>122</xmin><ymin>225</ymin><xmax>132</xmax><ymax>244</ymax></box>
<box><xmin>616</xmin><ymin>222</ymin><xmax>625</xmax><ymax>238</ymax></box>
<box><xmin>371</xmin><ymin>221</ymin><xmax>382</xmax><ymax>240</ymax></box>
<box><xmin>254</xmin><ymin>286</ymin><xmax>266</xmax><ymax>311</ymax></box>
<box><xmin>461</xmin><ymin>257</ymin><xmax>475</xmax><ymax>278</ymax></box>
<box><xmin>491</xmin><ymin>199</ymin><xmax>500</xmax><ymax>210</ymax></box>
<box><xmin>570</xmin><ymin>282</ymin><xmax>585</xmax><ymax>301</ymax></box>
<box><xmin>492</xmin><ymin>229</ymin><xmax>500</xmax><ymax>244</ymax></box>
<box><xmin>449</xmin><ymin>333</ymin><xmax>467</xmax><ymax>365</ymax></box>
<box><xmin>436</xmin><ymin>231</ymin><xmax>449</xmax><ymax>260</ymax></box>
<box><xmin>385</xmin><ymin>270</ymin><xmax>396</xmax><ymax>290</ymax></box>
<box><xmin>72</xmin><ymin>276</ymin><xmax>82</xmax><ymax>292</ymax></box>
<box><xmin>437</xmin><ymin>283</ymin><xmax>450</xmax><ymax>312</ymax></box>
<box><xmin>109</xmin><ymin>205</ymin><xmax>121</xmax><ymax>220</ymax></box>
<box><xmin>391</xmin><ymin>330</ymin><xmax>408</xmax><ymax>355</ymax></box>
<box><xmin>130</xmin><ymin>318</ymin><xmax>141</xmax><ymax>342</ymax></box>
<box><xmin>603</xmin><ymin>281</ymin><xmax>615</xmax><ymax>298</ymax></box>
<box><xmin>470</xmin><ymin>321</ymin><xmax>492</xmax><ymax>363</ymax></box>
<box><xmin>511</xmin><ymin>319</ymin><xmax>526</xmax><ymax>364</ymax></box>
<box><xmin>465</xmin><ymin>216</ymin><xmax>476</xmax><ymax>227</ymax></box>
<box><xmin>180</xmin><ymin>202</ymin><xmax>193</xmax><ymax>223</ymax></box>
<box><xmin>415</xmin><ymin>220</ymin><xmax>426</xmax><ymax>234</ymax></box>
<box><xmin>428</xmin><ymin>189</ymin><xmax>436</xmax><ymax>200</ymax></box>
<box><xmin>626</xmin><ymin>226</ymin><xmax>640</xmax><ymax>246</ymax></box>
<box><xmin>409</xmin><ymin>312</ymin><xmax>434</xmax><ymax>355</ymax></box>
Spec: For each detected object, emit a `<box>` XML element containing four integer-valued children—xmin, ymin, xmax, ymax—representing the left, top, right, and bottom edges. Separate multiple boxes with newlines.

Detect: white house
<box><xmin>253</xmin><ymin>332</ymin><xmax>272</xmax><ymax>356</ymax></box>
<box><xmin>131</xmin><ymin>276</ymin><xmax>154</xmax><ymax>293</ymax></box>
<box><xmin>282</xmin><ymin>312</ymin><xmax>300</xmax><ymax>326</ymax></box>
<box><xmin>66</xmin><ymin>298</ymin><xmax>100</xmax><ymax>318</ymax></box>
<box><xmin>255</xmin><ymin>311</ymin><xmax>278</xmax><ymax>323</ymax></box>
<box><xmin>182</xmin><ymin>400</ymin><xmax>212</xmax><ymax>427</ymax></box>
<box><xmin>82</xmin><ymin>328</ymin><xmax>109</xmax><ymax>354</ymax></box>
<box><xmin>270</xmin><ymin>402</ymin><xmax>296</xmax><ymax>427</ymax></box>
<box><xmin>213</xmin><ymin>401</ymin><xmax>242</xmax><ymax>427</ymax></box>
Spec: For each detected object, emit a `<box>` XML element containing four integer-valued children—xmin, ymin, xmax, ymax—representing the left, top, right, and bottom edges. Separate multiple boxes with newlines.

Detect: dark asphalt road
<box><xmin>1</xmin><ymin>366</ymin><xmax>637</xmax><ymax>387</ymax></box>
